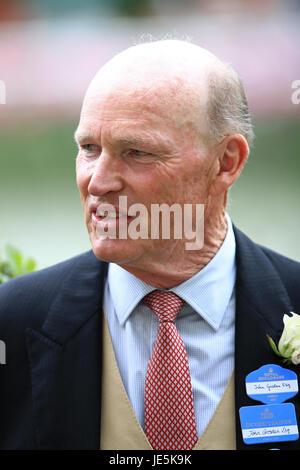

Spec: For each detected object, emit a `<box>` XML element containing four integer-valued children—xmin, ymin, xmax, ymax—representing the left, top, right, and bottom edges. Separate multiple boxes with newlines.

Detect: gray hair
<box><xmin>206</xmin><ymin>64</ymin><xmax>255</xmax><ymax>148</ymax></box>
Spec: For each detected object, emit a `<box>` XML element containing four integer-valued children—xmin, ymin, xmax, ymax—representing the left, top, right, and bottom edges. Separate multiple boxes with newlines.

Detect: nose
<box><xmin>87</xmin><ymin>151</ymin><xmax>124</xmax><ymax>197</ymax></box>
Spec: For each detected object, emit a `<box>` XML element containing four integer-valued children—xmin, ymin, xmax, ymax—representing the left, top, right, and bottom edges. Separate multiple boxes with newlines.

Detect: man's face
<box><xmin>75</xmin><ymin>82</ymin><xmax>216</xmax><ymax>271</ymax></box>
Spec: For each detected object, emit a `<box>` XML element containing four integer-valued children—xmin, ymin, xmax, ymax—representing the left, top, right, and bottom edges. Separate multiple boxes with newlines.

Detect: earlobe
<box><xmin>208</xmin><ymin>134</ymin><xmax>249</xmax><ymax>197</ymax></box>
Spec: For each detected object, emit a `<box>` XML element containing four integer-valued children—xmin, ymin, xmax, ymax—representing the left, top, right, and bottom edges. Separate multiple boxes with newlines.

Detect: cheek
<box><xmin>174</xmin><ymin>169</ymin><xmax>210</xmax><ymax>204</ymax></box>
<box><xmin>76</xmin><ymin>157</ymin><xmax>90</xmax><ymax>197</ymax></box>
<box><xmin>153</xmin><ymin>163</ymin><xmax>197</xmax><ymax>201</ymax></box>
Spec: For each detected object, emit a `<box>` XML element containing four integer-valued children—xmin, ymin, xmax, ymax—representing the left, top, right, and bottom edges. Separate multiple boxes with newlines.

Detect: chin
<box><xmin>90</xmin><ymin>236</ymin><xmax>141</xmax><ymax>265</ymax></box>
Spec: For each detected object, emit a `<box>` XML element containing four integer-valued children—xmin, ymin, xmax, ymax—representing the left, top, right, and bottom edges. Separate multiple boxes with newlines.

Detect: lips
<box><xmin>96</xmin><ymin>210</ymin><xmax>120</xmax><ymax>219</ymax></box>
<box><xmin>89</xmin><ymin>202</ymin><xmax>133</xmax><ymax>230</ymax></box>
<box><xmin>95</xmin><ymin>203</ymin><xmax>127</xmax><ymax>219</ymax></box>
<box><xmin>89</xmin><ymin>202</ymin><xmax>116</xmax><ymax>217</ymax></box>
<box><xmin>92</xmin><ymin>212</ymin><xmax>125</xmax><ymax>223</ymax></box>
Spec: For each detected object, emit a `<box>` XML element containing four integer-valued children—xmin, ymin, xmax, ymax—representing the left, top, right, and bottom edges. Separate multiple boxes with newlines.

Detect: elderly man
<box><xmin>1</xmin><ymin>40</ymin><xmax>300</xmax><ymax>451</ymax></box>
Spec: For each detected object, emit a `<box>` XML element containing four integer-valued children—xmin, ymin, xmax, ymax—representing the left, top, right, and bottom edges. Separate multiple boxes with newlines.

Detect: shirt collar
<box><xmin>107</xmin><ymin>213</ymin><xmax>236</xmax><ymax>330</ymax></box>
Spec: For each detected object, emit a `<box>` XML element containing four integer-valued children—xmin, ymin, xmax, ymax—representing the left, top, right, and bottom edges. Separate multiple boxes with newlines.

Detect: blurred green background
<box><xmin>1</xmin><ymin>0</ymin><xmax>300</xmax><ymax>270</ymax></box>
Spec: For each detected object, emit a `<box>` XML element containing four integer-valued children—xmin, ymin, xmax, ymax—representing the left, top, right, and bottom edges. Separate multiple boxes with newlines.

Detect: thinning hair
<box><xmin>86</xmin><ymin>37</ymin><xmax>255</xmax><ymax>149</ymax></box>
<box><xmin>133</xmin><ymin>36</ymin><xmax>255</xmax><ymax>147</ymax></box>
<box><xmin>206</xmin><ymin>63</ymin><xmax>255</xmax><ymax>147</ymax></box>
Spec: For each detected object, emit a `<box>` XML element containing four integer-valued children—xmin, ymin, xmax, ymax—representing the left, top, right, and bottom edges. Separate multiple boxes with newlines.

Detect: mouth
<box><xmin>95</xmin><ymin>210</ymin><xmax>121</xmax><ymax>219</ymax></box>
<box><xmin>90</xmin><ymin>203</ymin><xmax>133</xmax><ymax>229</ymax></box>
<box><xmin>92</xmin><ymin>211</ymin><xmax>127</xmax><ymax>222</ymax></box>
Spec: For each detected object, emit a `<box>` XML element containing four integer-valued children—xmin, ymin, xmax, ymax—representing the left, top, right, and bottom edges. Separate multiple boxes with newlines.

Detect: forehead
<box><xmin>77</xmin><ymin>86</ymin><xmax>189</xmax><ymax>142</ymax></box>
<box><xmin>83</xmin><ymin>79</ymin><xmax>186</xmax><ymax>121</ymax></box>
<box><xmin>76</xmin><ymin>78</ymin><xmax>207</xmax><ymax>146</ymax></box>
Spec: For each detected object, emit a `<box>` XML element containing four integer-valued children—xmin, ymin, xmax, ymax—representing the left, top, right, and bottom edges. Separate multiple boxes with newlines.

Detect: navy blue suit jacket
<box><xmin>1</xmin><ymin>226</ymin><xmax>300</xmax><ymax>450</ymax></box>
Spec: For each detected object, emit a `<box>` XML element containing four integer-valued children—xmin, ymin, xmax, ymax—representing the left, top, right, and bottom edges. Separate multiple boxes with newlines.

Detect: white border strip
<box><xmin>243</xmin><ymin>425</ymin><xmax>298</xmax><ymax>439</ymax></box>
<box><xmin>246</xmin><ymin>380</ymin><xmax>298</xmax><ymax>395</ymax></box>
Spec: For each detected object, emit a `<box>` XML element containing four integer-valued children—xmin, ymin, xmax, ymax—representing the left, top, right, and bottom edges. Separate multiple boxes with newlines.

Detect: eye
<box><xmin>81</xmin><ymin>144</ymin><xmax>99</xmax><ymax>155</ymax></box>
<box><xmin>84</xmin><ymin>144</ymin><xmax>97</xmax><ymax>152</ymax></box>
<box><xmin>127</xmin><ymin>149</ymin><xmax>150</xmax><ymax>158</ymax></box>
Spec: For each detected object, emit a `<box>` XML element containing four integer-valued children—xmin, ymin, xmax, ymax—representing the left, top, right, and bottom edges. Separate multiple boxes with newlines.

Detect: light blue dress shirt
<box><xmin>103</xmin><ymin>214</ymin><xmax>236</xmax><ymax>438</ymax></box>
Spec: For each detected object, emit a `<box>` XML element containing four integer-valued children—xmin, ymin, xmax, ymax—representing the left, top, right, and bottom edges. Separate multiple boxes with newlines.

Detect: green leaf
<box><xmin>0</xmin><ymin>244</ymin><xmax>37</xmax><ymax>282</ymax></box>
<box><xmin>266</xmin><ymin>334</ymin><xmax>282</xmax><ymax>357</ymax></box>
<box><xmin>5</xmin><ymin>245</ymin><xmax>23</xmax><ymax>275</ymax></box>
<box><xmin>23</xmin><ymin>257</ymin><xmax>36</xmax><ymax>274</ymax></box>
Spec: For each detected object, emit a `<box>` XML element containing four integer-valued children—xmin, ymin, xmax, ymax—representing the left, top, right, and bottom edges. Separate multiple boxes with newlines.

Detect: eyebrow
<box><xmin>74</xmin><ymin>128</ymin><xmax>176</xmax><ymax>154</ymax></box>
<box><xmin>119</xmin><ymin>135</ymin><xmax>178</xmax><ymax>157</ymax></box>
<box><xmin>74</xmin><ymin>132</ymin><xmax>95</xmax><ymax>144</ymax></box>
<box><xmin>117</xmin><ymin>135</ymin><xmax>156</xmax><ymax>148</ymax></box>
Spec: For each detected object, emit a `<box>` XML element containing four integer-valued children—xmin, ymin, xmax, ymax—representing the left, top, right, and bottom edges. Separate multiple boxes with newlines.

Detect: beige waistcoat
<box><xmin>100</xmin><ymin>313</ymin><xmax>236</xmax><ymax>450</ymax></box>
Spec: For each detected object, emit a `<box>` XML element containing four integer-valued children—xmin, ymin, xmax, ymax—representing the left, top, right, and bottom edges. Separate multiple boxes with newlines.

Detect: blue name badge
<box><xmin>245</xmin><ymin>364</ymin><xmax>298</xmax><ymax>404</ymax></box>
<box><xmin>239</xmin><ymin>403</ymin><xmax>299</xmax><ymax>445</ymax></box>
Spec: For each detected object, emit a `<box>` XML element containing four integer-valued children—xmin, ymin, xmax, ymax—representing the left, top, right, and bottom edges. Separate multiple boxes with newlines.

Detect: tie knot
<box><xmin>142</xmin><ymin>290</ymin><xmax>184</xmax><ymax>323</ymax></box>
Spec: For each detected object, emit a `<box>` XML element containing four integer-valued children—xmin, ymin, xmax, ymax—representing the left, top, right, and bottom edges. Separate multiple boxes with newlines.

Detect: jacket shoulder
<box><xmin>260</xmin><ymin>244</ymin><xmax>300</xmax><ymax>301</ymax></box>
<box><xmin>234</xmin><ymin>225</ymin><xmax>300</xmax><ymax>272</ymax></box>
<box><xmin>0</xmin><ymin>250</ymin><xmax>96</xmax><ymax>331</ymax></box>
<box><xmin>260</xmin><ymin>244</ymin><xmax>300</xmax><ymax>272</ymax></box>
<box><xmin>234</xmin><ymin>225</ymin><xmax>300</xmax><ymax>306</ymax></box>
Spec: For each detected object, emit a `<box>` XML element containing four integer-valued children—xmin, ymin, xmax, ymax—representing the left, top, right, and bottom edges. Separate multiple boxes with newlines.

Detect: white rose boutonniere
<box><xmin>267</xmin><ymin>312</ymin><xmax>300</xmax><ymax>365</ymax></box>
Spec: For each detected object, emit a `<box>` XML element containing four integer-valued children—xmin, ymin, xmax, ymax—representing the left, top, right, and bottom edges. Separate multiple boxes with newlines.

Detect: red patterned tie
<box><xmin>142</xmin><ymin>290</ymin><xmax>198</xmax><ymax>450</ymax></box>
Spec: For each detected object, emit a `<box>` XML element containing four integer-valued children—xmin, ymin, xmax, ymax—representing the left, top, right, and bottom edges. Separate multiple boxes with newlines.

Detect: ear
<box><xmin>208</xmin><ymin>134</ymin><xmax>249</xmax><ymax>197</ymax></box>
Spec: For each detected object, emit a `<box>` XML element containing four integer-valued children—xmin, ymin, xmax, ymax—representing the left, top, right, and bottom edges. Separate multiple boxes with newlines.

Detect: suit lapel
<box><xmin>233</xmin><ymin>227</ymin><xmax>300</xmax><ymax>450</ymax></box>
<box><xmin>25</xmin><ymin>251</ymin><xmax>108</xmax><ymax>449</ymax></box>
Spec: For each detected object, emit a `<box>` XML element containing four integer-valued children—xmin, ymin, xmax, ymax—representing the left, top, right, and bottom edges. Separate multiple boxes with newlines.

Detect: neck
<box><xmin>120</xmin><ymin>201</ymin><xmax>228</xmax><ymax>289</ymax></box>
